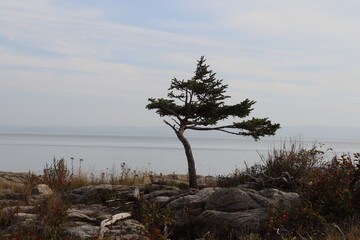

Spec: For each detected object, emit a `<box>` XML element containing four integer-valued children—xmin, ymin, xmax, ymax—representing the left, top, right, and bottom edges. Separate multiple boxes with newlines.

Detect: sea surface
<box><xmin>0</xmin><ymin>132</ymin><xmax>359</xmax><ymax>175</ymax></box>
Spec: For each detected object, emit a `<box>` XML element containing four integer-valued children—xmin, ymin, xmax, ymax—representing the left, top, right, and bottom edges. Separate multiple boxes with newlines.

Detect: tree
<box><xmin>146</xmin><ymin>56</ymin><xmax>280</xmax><ymax>188</ymax></box>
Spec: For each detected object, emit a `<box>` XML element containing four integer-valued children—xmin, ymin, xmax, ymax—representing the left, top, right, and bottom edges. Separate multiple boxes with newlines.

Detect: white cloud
<box><xmin>1</xmin><ymin>0</ymin><xmax>360</xmax><ymax>127</ymax></box>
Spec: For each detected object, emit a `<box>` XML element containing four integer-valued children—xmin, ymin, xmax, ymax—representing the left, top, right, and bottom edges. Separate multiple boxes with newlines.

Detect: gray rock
<box><xmin>108</xmin><ymin>219</ymin><xmax>145</xmax><ymax>235</ymax></box>
<box><xmin>0</xmin><ymin>171</ymin><xmax>29</xmax><ymax>187</ymax></box>
<box><xmin>205</xmin><ymin>188</ymin><xmax>298</xmax><ymax>212</ymax></box>
<box><xmin>67</xmin><ymin>204</ymin><xmax>115</xmax><ymax>224</ymax></box>
<box><xmin>193</xmin><ymin>209</ymin><xmax>267</xmax><ymax>237</ymax></box>
<box><xmin>65</xmin><ymin>222</ymin><xmax>100</xmax><ymax>240</ymax></box>
<box><xmin>202</xmin><ymin>188</ymin><xmax>298</xmax><ymax>238</ymax></box>
<box><xmin>31</xmin><ymin>184</ymin><xmax>53</xmax><ymax>196</ymax></box>
<box><xmin>0</xmin><ymin>192</ymin><xmax>24</xmax><ymax>200</ymax></box>
<box><xmin>154</xmin><ymin>196</ymin><xmax>170</xmax><ymax>205</ymax></box>
<box><xmin>165</xmin><ymin>188</ymin><xmax>217</xmax><ymax>229</ymax></box>
<box><xmin>115</xmin><ymin>234</ymin><xmax>148</xmax><ymax>240</ymax></box>
<box><xmin>258</xmin><ymin>188</ymin><xmax>299</xmax><ymax>210</ymax></box>
<box><xmin>2</xmin><ymin>205</ymin><xmax>35</xmax><ymax>214</ymax></box>
<box><xmin>167</xmin><ymin>187</ymin><xmax>298</xmax><ymax>239</ymax></box>
<box><xmin>166</xmin><ymin>188</ymin><xmax>217</xmax><ymax>210</ymax></box>
<box><xmin>13</xmin><ymin>213</ymin><xmax>37</xmax><ymax>224</ymax></box>
<box><xmin>205</xmin><ymin>188</ymin><xmax>262</xmax><ymax>212</ymax></box>
<box><xmin>143</xmin><ymin>189</ymin><xmax>182</xmax><ymax>199</ymax></box>
<box><xmin>65</xmin><ymin>184</ymin><xmax>138</xmax><ymax>205</ymax></box>
<box><xmin>67</xmin><ymin>209</ymin><xmax>97</xmax><ymax>223</ymax></box>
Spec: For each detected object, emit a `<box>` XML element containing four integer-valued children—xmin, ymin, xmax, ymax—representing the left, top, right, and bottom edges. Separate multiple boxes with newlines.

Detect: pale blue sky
<box><xmin>1</xmin><ymin>0</ymin><xmax>360</xmax><ymax>127</ymax></box>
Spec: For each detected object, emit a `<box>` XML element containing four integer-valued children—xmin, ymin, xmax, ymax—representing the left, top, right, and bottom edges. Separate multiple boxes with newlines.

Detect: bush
<box><xmin>43</xmin><ymin>158</ymin><xmax>73</xmax><ymax>192</ymax></box>
<box><xmin>217</xmin><ymin>141</ymin><xmax>325</xmax><ymax>191</ymax></box>
<box><xmin>138</xmin><ymin>199</ymin><xmax>175</xmax><ymax>240</ymax></box>
<box><xmin>3</xmin><ymin>194</ymin><xmax>70</xmax><ymax>240</ymax></box>
<box><xmin>303</xmin><ymin>154</ymin><xmax>358</xmax><ymax>219</ymax></box>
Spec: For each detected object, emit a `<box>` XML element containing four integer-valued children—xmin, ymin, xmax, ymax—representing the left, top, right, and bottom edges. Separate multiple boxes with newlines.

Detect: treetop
<box><xmin>146</xmin><ymin>56</ymin><xmax>280</xmax><ymax>139</ymax></box>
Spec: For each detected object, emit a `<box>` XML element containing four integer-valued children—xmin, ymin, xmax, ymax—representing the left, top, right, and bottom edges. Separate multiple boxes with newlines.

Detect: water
<box><xmin>0</xmin><ymin>132</ymin><xmax>359</xmax><ymax>175</ymax></box>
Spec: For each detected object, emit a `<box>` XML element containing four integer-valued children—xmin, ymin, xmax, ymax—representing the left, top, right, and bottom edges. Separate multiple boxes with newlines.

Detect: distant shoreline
<box><xmin>1</xmin><ymin>125</ymin><xmax>360</xmax><ymax>141</ymax></box>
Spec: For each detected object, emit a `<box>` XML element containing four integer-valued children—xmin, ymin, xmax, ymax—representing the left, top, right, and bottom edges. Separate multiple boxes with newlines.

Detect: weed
<box><xmin>138</xmin><ymin>199</ymin><xmax>175</xmax><ymax>240</ymax></box>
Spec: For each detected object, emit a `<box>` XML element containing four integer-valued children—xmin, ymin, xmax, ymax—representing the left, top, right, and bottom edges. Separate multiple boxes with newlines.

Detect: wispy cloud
<box><xmin>0</xmin><ymin>0</ymin><xmax>359</xmax><ymax>126</ymax></box>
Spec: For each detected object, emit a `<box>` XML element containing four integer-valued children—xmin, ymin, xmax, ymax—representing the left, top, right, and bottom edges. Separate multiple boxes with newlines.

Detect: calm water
<box><xmin>0</xmin><ymin>132</ymin><xmax>359</xmax><ymax>175</ymax></box>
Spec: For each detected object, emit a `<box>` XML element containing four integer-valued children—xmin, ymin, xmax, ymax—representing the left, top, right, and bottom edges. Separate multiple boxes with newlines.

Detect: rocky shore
<box><xmin>0</xmin><ymin>171</ymin><xmax>298</xmax><ymax>239</ymax></box>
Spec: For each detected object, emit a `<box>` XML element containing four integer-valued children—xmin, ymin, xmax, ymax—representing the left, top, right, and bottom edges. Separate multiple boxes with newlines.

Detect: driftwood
<box><xmin>99</xmin><ymin>212</ymin><xmax>132</xmax><ymax>239</ymax></box>
<box><xmin>245</xmin><ymin>171</ymin><xmax>294</xmax><ymax>189</ymax></box>
<box><xmin>105</xmin><ymin>186</ymin><xmax>140</xmax><ymax>212</ymax></box>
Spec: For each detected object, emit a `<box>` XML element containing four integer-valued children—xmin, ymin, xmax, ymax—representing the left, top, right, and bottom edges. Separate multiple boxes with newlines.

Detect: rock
<box><xmin>143</xmin><ymin>184</ymin><xmax>181</xmax><ymax>193</ymax></box>
<box><xmin>67</xmin><ymin>209</ymin><xmax>97</xmax><ymax>223</ymax></box>
<box><xmin>65</xmin><ymin>184</ymin><xmax>139</xmax><ymax>205</ymax></box>
<box><xmin>64</xmin><ymin>222</ymin><xmax>100</xmax><ymax>240</ymax></box>
<box><xmin>31</xmin><ymin>184</ymin><xmax>53</xmax><ymax>196</ymax></box>
<box><xmin>2</xmin><ymin>205</ymin><xmax>35</xmax><ymax>215</ymax></box>
<box><xmin>194</xmin><ymin>188</ymin><xmax>298</xmax><ymax>238</ymax></box>
<box><xmin>162</xmin><ymin>187</ymin><xmax>298</xmax><ymax>239</ymax></box>
<box><xmin>0</xmin><ymin>192</ymin><xmax>24</xmax><ymax>201</ymax></box>
<box><xmin>166</xmin><ymin>188</ymin><xmax>217</xmax><ymax>210</ymax></box>
<box><xmin>66</xmin><ymin>184</ymin><xmax>116</xmax><ymax>204</ymax></box>
<box><xmin>66</xmin><ymin>204</ymin><xmax>115</xmax><ymax>225</ymax></box>
<box><xmin>194</xmin><ymin>209</ymin><xmax>267</xmax><ymax>237</ymax></box>
<box><xmin>258</xmin><ymin>188</ymin><xmax>299</xmax><ymax>210</ymax></box>
<box><xmin>154</xmin><ymin>196</ymin><xmax>170</xmax><ymax>205</ymax></box>
<box><xmin>205</xmin><ymin>188</ymin><xmax>262</xmax><ymax>212</ymax></box>
<box><xmin>100</xmin><ymin>212</ymin><xmax>132</xmax><ymax>238</ymax></box>
<box><xmin>0</xmin><ymin>171</ymin><xmax>30</xmax><ymax>187</ymax></box>
<box><xmin>165</xmin><ymin>188</ymin><xmax>217</xmax><ymax>229</ymax></box>
<box><xmin>143</xmin><ymin>189</ymin><xmax>182</xmax><ymax>199</ymax></box>
<box><xmin>12</xmin><ymin>213</ymin><xmax>37</xmax><ymax>224</ymax></box>
<box><xmin>105</xmin><ymin>219</ymin><xmax>146</xmax><ymax>237</ymax></box>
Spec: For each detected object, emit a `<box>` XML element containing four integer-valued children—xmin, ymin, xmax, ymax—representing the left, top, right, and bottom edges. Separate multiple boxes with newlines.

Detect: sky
<box><xmin>1</xmin><ymin>0</ymin><xmax>360</xmax><ymax>128</ymax></box>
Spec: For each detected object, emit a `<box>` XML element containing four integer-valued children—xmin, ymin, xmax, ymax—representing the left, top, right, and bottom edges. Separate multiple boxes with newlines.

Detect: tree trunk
<box><xmin>176</xmin><ymin>130</ymin><xmax>198</xmax><ymax>188</ymax></box>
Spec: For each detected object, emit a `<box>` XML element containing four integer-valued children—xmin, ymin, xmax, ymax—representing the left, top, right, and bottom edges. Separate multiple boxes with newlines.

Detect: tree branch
<box><xmin>159</xmin><ymin>103</ymin><xmax>182</xmax><ymax>122</ymax></box>
<box><xmin>171</xmin><ymin>118</ymin><xmax>181</xmax><ymax>127</ymax></box>
<box><xmin>164</xmin><ymin>120</ymin><xmax>178</xmax><ymax>133</ymax></box>
<box><xmin>186</xmin><ymin>125</ymin><xmax>253</xmax><ymax>136</ymax></box>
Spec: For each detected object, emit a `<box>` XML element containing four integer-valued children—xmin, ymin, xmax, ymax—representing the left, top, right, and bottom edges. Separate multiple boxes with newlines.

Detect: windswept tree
<box><xmin>147</xmin><ymin>56</ymin><xmax>280</xmax><ymax>188</ymax></box>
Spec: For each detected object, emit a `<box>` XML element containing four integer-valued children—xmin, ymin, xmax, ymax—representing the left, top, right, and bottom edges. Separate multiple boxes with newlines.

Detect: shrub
<box><xmin>303</xmin><ymin>154</ymin><xmax>358</xmax><ymax>219</ymax></box>
<box><xmin>43</xmin><ymin>158</ymin><xmax>73</xmax><ymax>192</ymax></box>
<box><xmin>217</xmin><ymin>141</ymin><xmax>325</xmax><ymax>190</ymax></box>
<box><xmin>138</xmin><ymin>199</ymin><xmax>175</xmax><ymax>240</ymax></box>
<box><xmin>3</xmin><ymin>194</ymin><xmax>70</xmax><ymax>240</ymax></box>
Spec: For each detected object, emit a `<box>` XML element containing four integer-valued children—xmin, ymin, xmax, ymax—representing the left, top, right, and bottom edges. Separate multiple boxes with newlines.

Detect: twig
<box><xmin>331</xmin><ymin>223</ymin><xmax>346</xmax><ymax>240</ymax></box>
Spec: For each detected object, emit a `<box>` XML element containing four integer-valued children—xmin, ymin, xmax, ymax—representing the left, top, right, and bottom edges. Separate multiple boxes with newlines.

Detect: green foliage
<box><xmin>147</xmin><ymin>56</ymin><xmax>280</xmax><ymax>188</ymax></box>
<box><xmin>146</xmin><ymin>56</ymin><xmax>280</xmax><ymax>138</ymax></box>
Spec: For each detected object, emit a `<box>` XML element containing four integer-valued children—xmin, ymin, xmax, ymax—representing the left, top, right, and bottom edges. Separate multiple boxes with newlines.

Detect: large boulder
<box><xmin>65</xmin><ymin>184</ymin><xmax>139</xmax><ymax>205</ymax></box>
<box><xmin>143</xmin><ymin>189</ymin><xmax>182</xmax><ymax>200</ymax></box>
<box><xmin>196</xmin><ymin>188</ymin><xmax>298</xmax><ymax>238</ymax></box>
<box><xmin>0</xmin><ymin>171</ymin><xmax>30</xmax><ymax>187</ymax></box>
<box><xmin>64</xmin><ymin>222</ymin><xmax>100</xmax><ymax>240</ymax></box>
<box><xmin>164</xmin><ymin>187</ymin><xmax>298</xmax><ymax>239</ymax></box>
<box><xmin>165</xmin><ymin>188</ymin><xmax>217</xmax><ymax>229</ymax></box>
